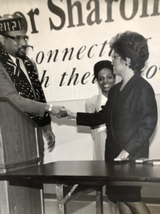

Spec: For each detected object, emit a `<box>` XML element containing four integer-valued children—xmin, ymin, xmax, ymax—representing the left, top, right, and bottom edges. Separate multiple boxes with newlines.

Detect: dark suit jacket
<box><xmin>77</xmin><ymin>74</ymin><xmax>157</xmax><ymax>160</ymax></box>
<box><xmin>0</xmin><ymin>61</ymin><xmax>50</xmax><ymax>127</ymax></box>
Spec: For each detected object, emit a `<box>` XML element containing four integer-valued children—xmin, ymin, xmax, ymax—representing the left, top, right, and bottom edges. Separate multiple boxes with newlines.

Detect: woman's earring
<box><xmin>125</xmin><ymin>58</ymin><xmax>131</xmax><ymax>67</ymax></box>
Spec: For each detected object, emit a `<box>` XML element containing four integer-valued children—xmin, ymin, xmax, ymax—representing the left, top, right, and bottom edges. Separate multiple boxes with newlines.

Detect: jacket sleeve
<box><xmin>77</xmin><ymin>105</ymin><xmax>107</xmax><ymax>127</ymax></box>
<box><xmin>0</xmin><ymin>66</ymin><xmax>47</xmax><ymax>117</ymax></box>
<box><xmin>124</xmin><ymin>85</ymin><xmax>157</xmax><ymax>157</ymax></box>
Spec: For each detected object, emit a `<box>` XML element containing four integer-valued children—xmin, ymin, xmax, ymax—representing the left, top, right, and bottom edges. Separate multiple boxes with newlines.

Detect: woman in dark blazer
<box><xmin>65</xmin><ymin>31</ymin><xmax>157</xmax><ymax>214</ymax></box>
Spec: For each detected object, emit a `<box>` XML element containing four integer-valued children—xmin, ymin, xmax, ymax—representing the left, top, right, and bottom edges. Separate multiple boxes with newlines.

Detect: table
<box><xmin>0</xmin><ymin>160</ymin><xmax>160</xmax><ymax>214</ymax></box>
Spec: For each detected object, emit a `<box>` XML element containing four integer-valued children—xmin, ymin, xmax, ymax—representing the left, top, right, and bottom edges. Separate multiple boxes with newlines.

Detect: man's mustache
<box><xmin>16</xmin><ymin>45</ymin><xmax>34</xmax><ymax>59</ymax></box>
<box><xmin>22</xmin><ymin>45</ymin><xmax>33</xmax><ymax>50</ymax></box>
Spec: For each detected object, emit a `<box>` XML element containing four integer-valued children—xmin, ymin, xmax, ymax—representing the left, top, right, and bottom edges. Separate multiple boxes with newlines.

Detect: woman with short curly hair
<box><xmin>109</xmin><ymin>31</ymin><xmax>149</xmax><ymax>73</ymax></box>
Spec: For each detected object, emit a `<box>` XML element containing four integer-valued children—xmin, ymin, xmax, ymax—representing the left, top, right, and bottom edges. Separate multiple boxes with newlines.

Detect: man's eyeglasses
<box><xmin>3</xmin><ymin>35</ymin><xmax>29</xmax><ymax>43</ymax></box>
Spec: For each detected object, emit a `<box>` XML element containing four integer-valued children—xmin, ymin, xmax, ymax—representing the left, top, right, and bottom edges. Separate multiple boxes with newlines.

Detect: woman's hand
<box><xmin>116</xmin><ymin>150</ymin><xmax>129</xmax><ymax>159</ymax></box>
<box><xmin>65</xmin><ymin>109</ymin><xmax>77</xmax><ymax>119</ymax></box>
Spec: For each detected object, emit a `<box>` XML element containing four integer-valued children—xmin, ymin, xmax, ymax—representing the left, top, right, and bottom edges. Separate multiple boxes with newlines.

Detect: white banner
<box><xmin>1</xmin><ymin>0</ymin><xmax>160</xmax><ymax>101</ymax></box>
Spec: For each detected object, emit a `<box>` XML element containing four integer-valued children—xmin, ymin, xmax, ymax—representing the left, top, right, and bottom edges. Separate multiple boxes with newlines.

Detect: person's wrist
<box><xmin>70</xmin><ymin>112</ymin><xmax>77</xmax><ymax>118</ymax></box>
<box><xmin>45</xmin><ymin>104</ymin><xmax>53</xmax><ymax>113</ymax></box>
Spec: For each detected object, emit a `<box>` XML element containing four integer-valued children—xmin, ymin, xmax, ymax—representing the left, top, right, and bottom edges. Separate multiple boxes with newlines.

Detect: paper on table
<box><xmin>152</xmin><ymin>161</ymin><xmax>160</xmax><ymax>166</ymax></box>
<box><xmin>135</xmin><ymin>158</ymin><xmax>148</xmax><ymax>163</ymax></box>
<box><xmin>135</xmin><ymin>158</ymin><xmax>160</xmax><ymax>165</ymax></box>
<box><xmin>114</xmin><ymin>158</ymin><xmax>129</xmax><ymax>162</ymax></box>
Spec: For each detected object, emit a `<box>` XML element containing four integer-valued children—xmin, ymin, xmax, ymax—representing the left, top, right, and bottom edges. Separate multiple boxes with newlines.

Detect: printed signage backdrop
<box><xmin>0</xmin><ymin>0</ymin><xmax>160</xmax><ymax>102</ymax></box>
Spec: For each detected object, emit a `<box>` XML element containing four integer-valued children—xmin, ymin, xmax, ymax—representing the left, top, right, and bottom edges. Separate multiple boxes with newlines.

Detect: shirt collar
<box><xmin>9</xmin><ymin>54</ymin><xmax>21</xmax><ymax>65</ymax></box>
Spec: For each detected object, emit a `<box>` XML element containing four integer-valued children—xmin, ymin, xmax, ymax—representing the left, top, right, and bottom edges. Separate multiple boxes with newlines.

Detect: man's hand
<box><xmin>42</xmin><ymin>125</ymin><xmax>55</xmax><ymax>152</ymax></box>
<box><xmin>56</xmin><ymin>107</ymin><xmax>68</xmax><ymax>118</ymax></box>
<box><xmin>44</xmin><ymin>130</ymin><xmax>55</xmax><ymax>152</ymax></box>
<box><xmin>56</xmin><ymin>108</ymin><xmax>77</xmax><ymax>119</ymax></box>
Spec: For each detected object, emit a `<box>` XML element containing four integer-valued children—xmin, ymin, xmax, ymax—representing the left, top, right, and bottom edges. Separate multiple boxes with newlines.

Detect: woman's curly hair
<box><xmin>109</xmin><ymin>31</ymin><xmax>149</xmax><ymax>73</ymax></box>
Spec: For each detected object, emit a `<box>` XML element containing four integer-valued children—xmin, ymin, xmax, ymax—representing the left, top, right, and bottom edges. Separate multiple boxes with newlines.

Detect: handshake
<box><xmin>56</xmin><ymin>107</ymin><xmax>68</xmax><ymax>118</ymax></box>
<box><xmin>46</xmin><ymin>104</ymin><xmax>76</xmax><ymax>119</ymax></box>
<box><xmin>45</xmin><ymin>104</ymin><xmax>69</xmax><ymax>118</ymax></box>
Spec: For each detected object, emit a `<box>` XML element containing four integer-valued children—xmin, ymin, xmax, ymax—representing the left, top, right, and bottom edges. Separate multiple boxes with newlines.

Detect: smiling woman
<box><xmin>85</xmin><ymin>60</ymin><xmax>115</xmax><ymax>160</ymax></box>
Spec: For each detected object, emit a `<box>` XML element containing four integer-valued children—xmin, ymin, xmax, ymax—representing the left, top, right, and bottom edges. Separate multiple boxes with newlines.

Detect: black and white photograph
<box><xmin>0</xmin><ymin>1</ymin><xmax>160</xmax><ymax>214</ymax></box>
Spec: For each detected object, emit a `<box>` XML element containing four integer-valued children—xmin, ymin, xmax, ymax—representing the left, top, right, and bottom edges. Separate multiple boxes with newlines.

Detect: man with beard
<box><xmin>0</xmin><ymin>13</ymin><xmax>63</xmax><ymax>157</ymax></box>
